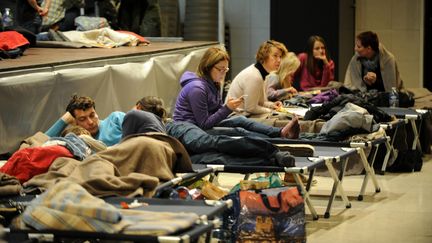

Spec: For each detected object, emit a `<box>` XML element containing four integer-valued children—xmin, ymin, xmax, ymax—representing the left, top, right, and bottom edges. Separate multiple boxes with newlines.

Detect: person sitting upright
<box><xmin>344</xmin><ymin>31</ymin><xmax>404</xmax><ymax>92</ymax></box>
<box><xmin>173</xmin><ymin>46</ymin><xmax>299</xmax><ymax>139</ymax></box>
<box><xmin>265</xmin><ymin>52</ymin><xmax>300</xmax><ymax>101</ymax></box>
<box><xmin>226</xmin><ymin>40</ymin><xmax>288</xmax><ymax>116</ymax></box>
<box><xmin>128</xmin><ymin>95</ymin><xmax>297</xmax><ymax>168</ymax></box>
<box><xmin>295</xmin><ymin>35</ymin><xmax>335</xmax><ymax>91</ymax></box>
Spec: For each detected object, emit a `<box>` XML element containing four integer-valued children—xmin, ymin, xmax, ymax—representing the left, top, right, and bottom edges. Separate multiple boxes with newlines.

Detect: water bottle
<box><xmin>389</xmin><ymin>87</ymin><xmax>399</xmax><ymax>108</ymax></box>
<box><xmin>2</xmin><ymin>8</ymin><xmax>14</xmax><ymax>28</ymax></box>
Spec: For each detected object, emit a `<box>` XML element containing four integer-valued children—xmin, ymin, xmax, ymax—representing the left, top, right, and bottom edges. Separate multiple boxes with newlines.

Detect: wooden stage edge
<box><xmin>0</xmin><ymin>41</ymin><xmax>218</xmax><ymax>78</ymax></box>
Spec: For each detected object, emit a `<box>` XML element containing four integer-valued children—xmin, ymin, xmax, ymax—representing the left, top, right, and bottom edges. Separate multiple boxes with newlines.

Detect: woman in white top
<box><xmin>226</xmin><ymin>40</ymin><xmax>288</xmax><ymax>116</ymax></box>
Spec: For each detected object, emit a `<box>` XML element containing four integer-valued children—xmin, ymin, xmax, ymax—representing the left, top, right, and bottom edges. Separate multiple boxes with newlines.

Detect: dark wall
<box><xmin>425</xmin><ymin>0</ymin><xmax>432</xmax><ymax>91</ymax></box>
<box><xmin>270</xmin><ymin>0</ymin><xmax>355</xmax><ymax>82</ymax></box>
<box><xmin>0</xmin><ymin>0</ymin><xmax>16</xmax><ymax>17</ymax></box>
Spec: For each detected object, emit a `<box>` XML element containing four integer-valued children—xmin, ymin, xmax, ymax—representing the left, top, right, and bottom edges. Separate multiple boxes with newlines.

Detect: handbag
<box><xmin>223</xmin><ymin>186</ymin><xmax>306</xmax><ymax>242</ymax></box>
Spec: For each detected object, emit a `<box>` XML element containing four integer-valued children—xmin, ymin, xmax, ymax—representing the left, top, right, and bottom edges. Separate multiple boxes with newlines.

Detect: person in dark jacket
<box><xmin>128</xmin><ymin>95</ymin><xmax>296</xmax><ymax>168</ymax></box>
<box><xmin>173</xmin><ymin>46</ymin><xmax>299</xmax><ymax>139</ymax></box>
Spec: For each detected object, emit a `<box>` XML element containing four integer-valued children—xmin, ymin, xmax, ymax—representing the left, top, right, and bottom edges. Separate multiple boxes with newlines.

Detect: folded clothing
<box><xmin>0</xmin><ymin>31</ymin><xmax>30</xmax><ymax>59</ymax></box>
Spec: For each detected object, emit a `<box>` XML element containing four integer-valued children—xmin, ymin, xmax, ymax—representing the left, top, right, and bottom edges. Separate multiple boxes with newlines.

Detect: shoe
<box><xmin>281</xmin><ymin>116</ymin><xmax>300</xmax><ymax>139</ymax></box>
<box><xmin>274</xmin><ymin>151</ymin><xmax>295</xmax><ymax>167</ymax></box>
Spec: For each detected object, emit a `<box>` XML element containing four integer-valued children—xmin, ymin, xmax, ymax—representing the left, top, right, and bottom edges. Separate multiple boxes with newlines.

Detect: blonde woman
<box><xmin>265</xmin><ymin>52</ymin><xmax>300</xmax><ymax>101</ymax></box>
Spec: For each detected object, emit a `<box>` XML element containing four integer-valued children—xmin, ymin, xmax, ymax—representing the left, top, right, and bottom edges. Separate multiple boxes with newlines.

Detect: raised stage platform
<box><xmin>0</xmin><ymin>41</ymin><xmax>217</xmax><ymax>77</ymax></box>
<box><xmin>0</xmin><ymin>41</ymin><xmax>218</xmax><ymax>154</ymax></box>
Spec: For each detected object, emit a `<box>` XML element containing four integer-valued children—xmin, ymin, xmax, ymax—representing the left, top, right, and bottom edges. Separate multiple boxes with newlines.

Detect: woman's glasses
<box><xmin>214</xmin><ymin>66</ymin><xmax>230</xmax><ymax>73</ymax></box>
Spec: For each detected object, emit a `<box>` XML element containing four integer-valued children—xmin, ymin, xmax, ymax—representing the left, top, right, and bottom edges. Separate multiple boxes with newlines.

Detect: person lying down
<box><xmin>126</xmin><ymin>96</ymin><xmax>297</xmax><ymax>168</ymax></box>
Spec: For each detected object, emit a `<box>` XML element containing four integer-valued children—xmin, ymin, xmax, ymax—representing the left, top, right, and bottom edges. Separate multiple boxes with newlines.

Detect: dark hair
<box><xmin>306</xmin><ymin>35</ymin><xmax>330</xmax><ymax>76</ymax></box>
<box><xmin>136</xmin><ymin>96</ymin><xmax>167</xmax><ymax>121</ymax></box>
<box><xmin>356</xmin><ymin>31</ymin><xmax>379</xmax><ymax>52</ymax></box>
<box><xmin>66</xmin><ymin>95</ymin><xmax>95</xmax><ymax>117</ymax></box>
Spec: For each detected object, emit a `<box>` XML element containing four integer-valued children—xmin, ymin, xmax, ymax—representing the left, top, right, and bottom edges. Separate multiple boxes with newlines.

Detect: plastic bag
<box><xmin>75</xmin><ymin>16</ymin><xmax>110</xmax><ymax>31</ymax></box>
<box><xmin>223</xmin><ymin>187</ymin><xmax>306</xmax><ymax>242</ymax></box>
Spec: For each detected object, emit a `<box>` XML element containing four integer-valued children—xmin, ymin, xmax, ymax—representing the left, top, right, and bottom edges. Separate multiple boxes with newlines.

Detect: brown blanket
<box><xmin>24</xmin><ymin>133</ymin><xmax>193</xmax><ymax>198</ymax></box>
<box><xmin>407</xmin><ymin>88</ymin><xmax>432</xmax><ymax>109</ymax></box>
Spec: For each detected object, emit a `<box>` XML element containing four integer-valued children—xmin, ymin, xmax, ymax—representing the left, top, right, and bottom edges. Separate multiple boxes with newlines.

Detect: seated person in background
<box><xmin>226</xmin><ymin>40</ymin><xmax>288</xmax><ymax>116</ymax></box>
<box><xmin>295</xmin><ymin>35</ymin><xmax>335</xmax><ymax>91</ymax></box>
<box><xmin>173</xmin><ymin>46</ymin><xmax>299</xmax><ymax>139</ymax></box>
<box><xmin>265</xmin><ymin>52</ymin><xmax>300</xmax><ymax>102</ymax></box>
<box><xmin>42</xmin><ymin>0</ymin><xmax>83</xmax><ymax>31</ymax></box>
<box><xmin>16</xmin><ymin>0</ymin><xmax>50</xmax><ymax>34</ymax></box>
<box><xmin>344</xmin><ymin>31</ymin><xmax>404</xmax><ymax>92</ymax></box>
<box><xmin>126</xmin><ymin>95</ymin><xmax>296</xmax><ymax>168</ymax></box>
<box><xmin>45</xmin><ymin>95</ymin><xmax>125</xmax><ymax>146</ymax></box>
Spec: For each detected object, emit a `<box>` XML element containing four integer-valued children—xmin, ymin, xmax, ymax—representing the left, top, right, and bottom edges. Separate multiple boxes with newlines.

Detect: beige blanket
<box><xmin>24</xmin><ymin>133</ymin><xmax>193</xmax><ymax>198</ymax></box>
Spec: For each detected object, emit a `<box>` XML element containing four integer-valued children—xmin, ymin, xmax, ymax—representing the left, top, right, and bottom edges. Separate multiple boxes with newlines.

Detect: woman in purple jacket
<box><xmin>173</xmin><ymin>47</ymin><xmax>299</xmax><ymax>139</ymax></box>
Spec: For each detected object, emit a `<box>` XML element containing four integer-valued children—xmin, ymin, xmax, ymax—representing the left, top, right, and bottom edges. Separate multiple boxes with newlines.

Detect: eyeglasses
<box><xmin>214</xmin><ymin>66</ymin><xmax>229</xmax><ymax>73</ymax></box>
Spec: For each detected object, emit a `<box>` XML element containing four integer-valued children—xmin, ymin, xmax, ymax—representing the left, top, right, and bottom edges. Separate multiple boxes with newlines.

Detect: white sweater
<box><xmin>226</xmin><ymin>64</ymin><xmax>274</xmax><ymax>115</ymax></box>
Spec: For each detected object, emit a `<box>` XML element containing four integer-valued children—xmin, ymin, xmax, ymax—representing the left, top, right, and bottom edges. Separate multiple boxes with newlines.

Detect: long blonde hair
<box><xmin>275</xmin><ymin>52</ymin><xmax>300</xmax><ymax>88</ymax></box>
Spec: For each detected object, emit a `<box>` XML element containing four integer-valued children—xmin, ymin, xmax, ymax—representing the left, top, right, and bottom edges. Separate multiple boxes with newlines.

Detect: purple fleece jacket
<box><xmin>173</xmin><ymin>71</ymin><xmax>232</xmax><ymax>130</ymax></box>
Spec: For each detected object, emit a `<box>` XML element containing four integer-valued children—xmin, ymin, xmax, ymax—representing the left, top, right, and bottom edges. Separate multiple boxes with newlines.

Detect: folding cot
<box><xmin>3</xmin><ymin>194</ymin><xmax>231</xmax><ymax>243</ymax></box>
<box><xmin>154</xmin><ymin>167</ymin><xmax>216</xmax><ymax>196</ymax></box>
<box><xmin>267</xmin><ymin>136</ymin><xmax>386</xmax><ymax>201</ymax></box>
<box><xmin>379</xmin><ymin>118</ymin><xmax>408</xmax><ymax>174</ymax></box>
<box><xmin>379</xmin><ymin>107</ymin><xmax>429</xmax><ymax>151</ymax></box>
<box><xmin>191</xmin><ymin>144</ymin><xmax>361</xmax><ymax>219</ymax></box>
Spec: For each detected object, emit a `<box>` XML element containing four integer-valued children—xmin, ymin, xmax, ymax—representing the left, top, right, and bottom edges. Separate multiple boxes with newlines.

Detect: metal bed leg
<box><xmin>357</xmin><ymin>148</ymin><xmax>380</xmax><ymax>201</ymax></box>
<box><xmin>305</xmin><ymin>170</ymin><xmax>316</xmax><ymax>192</ymax></box>
<box><xmin>209</xmin><ymin>172</ymin><xmax>219</xmax><ymax>185</ymax></box>
<box><xmin>324</xmin><ymin>160</ymin><xmax>340</xmax><ymax>218</ymax></box>
<box><xmin>381</xmin><ymin>121</ymin><xmax>403</xmax><ymax>174</ymax></box>
<box><xmin>324</xmin><ymin>159</ymin><xmax>351</xmax><ymax>218</ymax></box>
<box><xmin>369</xmin><ymin>143</ymin><xmax>379</xmax><ymax>170</ymax></box>
<box><xmin>293</xmin><ymin>174</ymin><xmax>319</xmax><ymax>220</ymax></box>
<box><xmin>381</xmin><ymin>137</ymin><xmax>392</xmax><ymax>175</ymax></box>
<box><xmin>409</xmin><ymin>119</ymin><xmax>422</xmax><ymax>152</ymax></box>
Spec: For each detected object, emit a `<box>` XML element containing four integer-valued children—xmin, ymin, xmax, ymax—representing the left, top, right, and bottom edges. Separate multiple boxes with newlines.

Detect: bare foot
<box><xmin>281</xmin><ymin>116</ymin><xmax>300</xmax><ymax>139</ymax></box>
